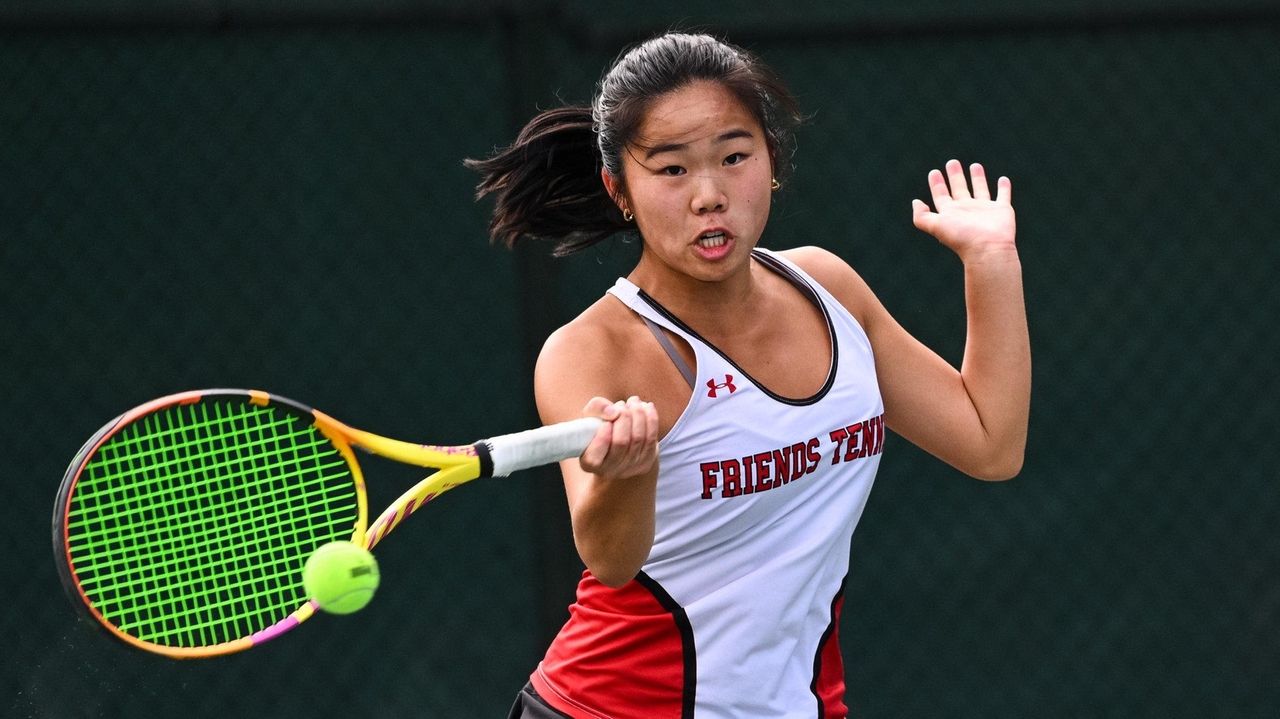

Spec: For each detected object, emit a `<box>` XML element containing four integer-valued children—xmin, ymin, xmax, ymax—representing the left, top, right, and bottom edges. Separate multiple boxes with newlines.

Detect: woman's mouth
<box><xmin>697</xmin><ymin>230</ymin><xmax>728</xmax><ymax>249</ymax></box>
<box><xmin>694</xmin><ymin>230</ymin><xmax>734</xmax><ymax>259</ymax></box>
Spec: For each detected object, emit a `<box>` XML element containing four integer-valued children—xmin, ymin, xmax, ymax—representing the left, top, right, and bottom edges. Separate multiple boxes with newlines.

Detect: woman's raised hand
<box><xmin>912</xmin><ymin>159</ymin><xmax>1016</xmax><ymax>263</ymax></box>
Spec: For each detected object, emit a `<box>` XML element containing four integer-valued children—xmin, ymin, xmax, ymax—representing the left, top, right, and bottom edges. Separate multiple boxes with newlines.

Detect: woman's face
<box><xmin>610</xmin><ymin>80</ymin><xmax>774</xmax><ymax>284</ymax></box>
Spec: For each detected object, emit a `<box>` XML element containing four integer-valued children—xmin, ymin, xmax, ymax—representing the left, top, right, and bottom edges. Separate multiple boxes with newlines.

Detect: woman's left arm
<box><xmin>795</xmin><ymin>160</ymin><xmax>1029</xmax><ymax>480</ymax></box>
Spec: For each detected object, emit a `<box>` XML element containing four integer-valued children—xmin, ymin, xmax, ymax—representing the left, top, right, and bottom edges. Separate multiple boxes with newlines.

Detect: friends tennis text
<box><xmin>698</xmin><ymin>414</ymin><xmax>884</xmax><ymax>499</ymax></box>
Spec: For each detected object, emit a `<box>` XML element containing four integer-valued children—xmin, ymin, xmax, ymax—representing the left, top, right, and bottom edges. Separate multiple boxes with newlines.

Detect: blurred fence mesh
<box><xmin>3</xmin><ymin>4</ymin><xmax>1278</xmax><ymax>718</ymax></box>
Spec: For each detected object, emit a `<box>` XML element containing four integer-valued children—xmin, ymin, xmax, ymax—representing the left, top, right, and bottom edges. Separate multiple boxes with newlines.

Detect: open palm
<box><xmin>912</xmin><ymin>160</ymin><xmax>1016</xmax><ymax>262</ymax></box>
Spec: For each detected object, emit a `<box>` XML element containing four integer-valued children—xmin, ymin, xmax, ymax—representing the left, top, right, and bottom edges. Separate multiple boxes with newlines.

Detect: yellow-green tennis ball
<box><xmin>303</xmin><ymin>541</ymin><xmax>380</xmax><ymax>615</ymax></box>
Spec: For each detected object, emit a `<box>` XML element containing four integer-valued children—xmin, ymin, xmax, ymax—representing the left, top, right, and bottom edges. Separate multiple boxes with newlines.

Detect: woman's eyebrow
<box><xmin>642</xmin><ymin>128</ymin><xmax>755</xmax><ymax>161</ymax></box>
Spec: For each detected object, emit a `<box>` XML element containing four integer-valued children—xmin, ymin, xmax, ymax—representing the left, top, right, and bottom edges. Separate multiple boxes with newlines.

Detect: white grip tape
<box><xmin>485</xmin><ymin>417</ymin><xmax>603</xmax><ymax>477</ymax></box>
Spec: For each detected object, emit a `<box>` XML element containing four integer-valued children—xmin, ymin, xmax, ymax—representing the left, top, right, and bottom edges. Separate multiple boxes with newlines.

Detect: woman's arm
<box><xmin>792</xmin><ymin>160</ymin><xmax>1029</xmax><ymax>480</ymax></box>
<box><xmin>534</xmin><ymin>317</ymin><xmax>661</xmax><ymax>586</ymax></box>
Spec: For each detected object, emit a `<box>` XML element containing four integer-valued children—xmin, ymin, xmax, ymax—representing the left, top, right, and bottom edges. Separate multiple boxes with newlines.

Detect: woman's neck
<box><xmin>627</xmin><ymin>249</ymin><xmax>769</xmax><ymax>336</ymax></box>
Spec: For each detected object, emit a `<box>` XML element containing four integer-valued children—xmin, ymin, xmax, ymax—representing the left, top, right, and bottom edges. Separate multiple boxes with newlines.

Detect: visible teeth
<box><xmin>698</xmin><ymin>232</ymin><xmax>727</xmax><ymax>248</ymax></box>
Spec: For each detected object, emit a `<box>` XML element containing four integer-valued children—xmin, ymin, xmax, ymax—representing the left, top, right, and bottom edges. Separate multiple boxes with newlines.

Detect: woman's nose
<box><xmin>691</xmin><ymin>175</ymin><xmax>727</xmax><ymax>214</ymax></box>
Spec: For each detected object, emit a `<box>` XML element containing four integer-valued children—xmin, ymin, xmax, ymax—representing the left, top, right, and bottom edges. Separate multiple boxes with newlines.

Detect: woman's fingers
<box><xmin>912</xmin><ymin>198</ymin><xmax>937</xmax><ymax>234</ymax></box>
<box><xmin>577</xmin><ymin>396</ymin><xmax>658</xmax><ymax>477</ymax></box>
<box><xmin>969</xmin><ymin>162</ymin><xmax>990</xmax><ymax>201</ymax></box>
<box><xmin>945</xmin><ymin>159</ymin><xmax>971</xmax><ymax>200</ymax></box>
<box><xmin>996</xmin><ymin>175</ymin><xmax>1012</xmax><ymax>205</ymax></box>
<box><xmin>582</xmin><ymin>396</ymin><xmax>620</xmax><ymax>419</ymax></box>
<box><xmin>927</xmin><ymin>168</ymin><xmax>952</xmax><ymax>208</ymax></box>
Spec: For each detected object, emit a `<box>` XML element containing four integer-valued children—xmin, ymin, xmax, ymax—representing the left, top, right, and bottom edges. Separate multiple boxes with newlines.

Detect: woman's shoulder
<box><xmin>535</xmin><ymin>293</ymin><xmax>647</xmax><ymax>404</ymax></box>
<box><xmin>775</xmin><ymin>245</ymin><xmax>876</xmax><ymax>325</ymax></box>
<box><xmin>543</xmin><ymin>293</ymin><xmax>639</xmax><ymax>358</ymax></box>
<box><xmin>774</xmin><ymin>245</ymin><xmax>853</xmax><ymax>285</ymax></box>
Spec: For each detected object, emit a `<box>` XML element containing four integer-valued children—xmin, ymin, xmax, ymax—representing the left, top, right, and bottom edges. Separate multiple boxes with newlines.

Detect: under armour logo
<box><xmin>706</xmin><ymin>374</ymin><xmax>737</xmax><ymax>398</ymax></box>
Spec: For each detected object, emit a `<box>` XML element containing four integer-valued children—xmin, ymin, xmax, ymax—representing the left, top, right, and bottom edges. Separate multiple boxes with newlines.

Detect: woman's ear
<box><xmin>601</xmin><ymin>168</ymin><xmax>626</xmax><ymax>213</ymax></box>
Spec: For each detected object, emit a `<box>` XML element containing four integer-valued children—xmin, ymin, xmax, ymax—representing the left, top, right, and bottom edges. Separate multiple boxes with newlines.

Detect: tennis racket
<box><xmin>52</xmin><ymin>388</ymin><xmax>600</xmax><ymax>659</ymax></box>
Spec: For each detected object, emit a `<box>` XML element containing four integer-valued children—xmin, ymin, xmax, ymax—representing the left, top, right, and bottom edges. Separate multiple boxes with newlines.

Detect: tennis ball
<box><xmin>303</xmin><ymin>541</ymin><xmax>380</xmax><ymax>615</ymax></box>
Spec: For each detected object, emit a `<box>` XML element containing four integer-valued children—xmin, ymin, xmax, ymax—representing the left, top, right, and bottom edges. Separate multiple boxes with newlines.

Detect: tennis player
<box><xmin>469</xmin><ymin>32</ymin><xmax>1030</xmax><ymax>719</ymax></box>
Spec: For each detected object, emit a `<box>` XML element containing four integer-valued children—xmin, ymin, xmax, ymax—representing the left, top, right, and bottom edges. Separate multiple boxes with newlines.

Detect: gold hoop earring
<box><xmin>771</xmin><ymin>178</ymin><xmax>781</xmax><ymax>192</ymax></box>
<box><xmin>622</xmin><ymin>208</ymin><xmax>635</xmax><ymax>222</ymax></box>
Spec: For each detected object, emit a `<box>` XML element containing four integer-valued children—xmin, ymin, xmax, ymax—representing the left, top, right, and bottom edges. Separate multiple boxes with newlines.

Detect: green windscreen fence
<box><xmin>4</xmin><ymin>4</ymin><xmax>1277</xmax><ymax>717</ymax></box>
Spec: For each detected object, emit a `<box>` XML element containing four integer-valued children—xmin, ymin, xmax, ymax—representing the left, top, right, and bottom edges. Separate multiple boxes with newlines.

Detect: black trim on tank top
<box><xmin>811</xmin><ymin>578</ymin><xmax>846</xmax><ymax>718</ymax></box>
<box><xmin>634</xmin><ymin>571</ymin><xmax>697</xmax><ymax>719</ymax></box>
<box><xmin>636</xmin><ymin>249</ymin><xmax>839</xmax><ymax>407</ymax></box>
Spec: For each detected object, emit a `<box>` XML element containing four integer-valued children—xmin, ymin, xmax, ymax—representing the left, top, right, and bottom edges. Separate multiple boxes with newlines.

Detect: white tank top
<box><xmin>532</xmin><ymin>248</ymin><xmax>884</xmax><ymax>719</ymax></box>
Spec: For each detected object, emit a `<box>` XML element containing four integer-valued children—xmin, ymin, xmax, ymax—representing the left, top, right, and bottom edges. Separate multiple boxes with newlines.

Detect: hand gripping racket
<box><xmin>52</xmin><ymin>389</ymin><xmax>599</xmax><ymax>659</ymax></box>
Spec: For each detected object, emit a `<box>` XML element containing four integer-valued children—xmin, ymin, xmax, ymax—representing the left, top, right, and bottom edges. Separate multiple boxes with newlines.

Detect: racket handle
<box><xmin>480</xmin><ymin>417</ymin><xmax>604</xmax><ymax>477</ymax></box>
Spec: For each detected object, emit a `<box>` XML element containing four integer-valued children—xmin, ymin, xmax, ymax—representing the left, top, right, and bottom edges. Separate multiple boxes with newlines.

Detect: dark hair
<box><xmin>466</xmin><ymin>32</ymin><xmax>802</xmax><ymax>256</ymax></box>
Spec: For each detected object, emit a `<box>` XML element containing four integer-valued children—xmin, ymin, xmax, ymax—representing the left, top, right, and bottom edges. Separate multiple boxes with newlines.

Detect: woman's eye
<box><xmin>724</xmin><ymin>152</ymin><xmax>747</xmax><ymax>166</ymax></box>
<box><xmin>661</xmin><ymin>166</ymin><xmax>686</xmax><ymax>176</ymax></box>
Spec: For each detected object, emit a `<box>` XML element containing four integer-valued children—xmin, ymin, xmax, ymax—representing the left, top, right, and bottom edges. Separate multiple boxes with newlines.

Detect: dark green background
<box><xmin>3</xmin><ymin>2</ymin><xmax>1277</xmax><ymax>716</ymax></box>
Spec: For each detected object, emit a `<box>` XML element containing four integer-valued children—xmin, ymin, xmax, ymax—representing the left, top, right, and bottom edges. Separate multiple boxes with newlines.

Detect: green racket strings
<box><xmin>65</xmin><ymin>399</ymin><xmax>358</xmax><ymax>647</ymax></box>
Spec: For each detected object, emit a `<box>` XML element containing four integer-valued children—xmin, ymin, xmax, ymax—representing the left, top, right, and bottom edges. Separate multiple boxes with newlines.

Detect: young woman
<box><xmin>469</xmin><ymin>32</ymin><xmax>1029</xmax><ymax>719</ymax></box>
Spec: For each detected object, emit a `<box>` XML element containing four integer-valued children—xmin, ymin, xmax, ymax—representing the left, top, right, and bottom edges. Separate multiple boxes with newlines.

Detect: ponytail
<box><xmin>465</xmin><ymin>106</ymin><xmax>628</xmax><ymax>256</ymax></box>
<box><xmin>468</xmin><ymin>33</ymin><xmax>802</xmax><ymax>257</ymax></box>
